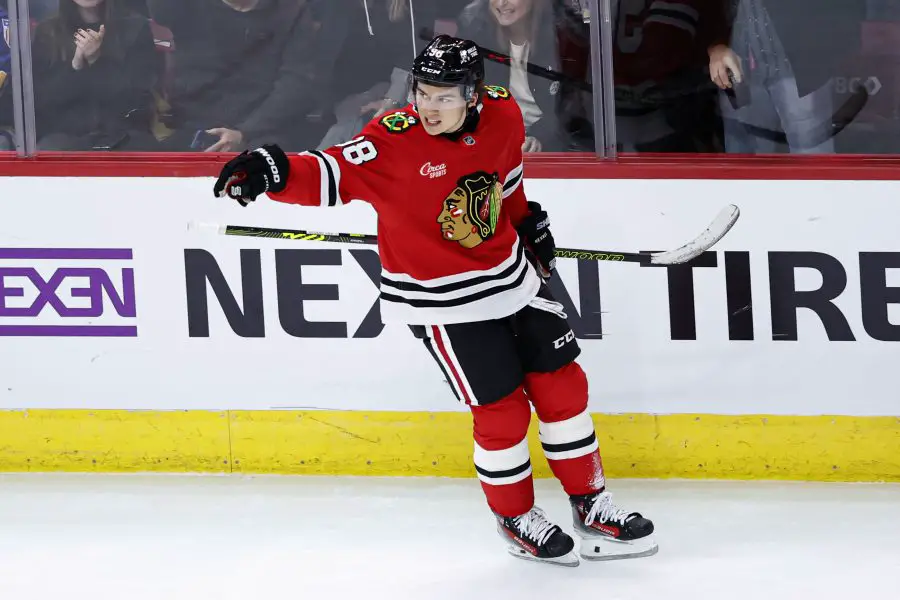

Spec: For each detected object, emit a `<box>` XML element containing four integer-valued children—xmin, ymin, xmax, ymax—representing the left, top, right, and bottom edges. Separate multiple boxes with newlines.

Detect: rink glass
<box><xmin>1</xmin><ymin>0</ymin><xmax>898</xmax><ymax>157</ymax></box>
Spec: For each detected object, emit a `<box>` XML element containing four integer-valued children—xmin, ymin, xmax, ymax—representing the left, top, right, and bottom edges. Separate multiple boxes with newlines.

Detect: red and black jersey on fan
<box><xmin>267</xmin><ymin>87</ymin><xmax>542</xmax><ymax>327</ymax></box>
<box><xmin>613</xmin><ymin>0</ymin><xmax>713</xmax><ymax>88</ymax></box>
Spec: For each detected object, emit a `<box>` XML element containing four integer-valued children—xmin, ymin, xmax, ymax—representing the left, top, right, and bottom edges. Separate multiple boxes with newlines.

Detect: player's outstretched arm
<box><xmin>213</xmin><ymin>125</ymin><xmax>400</xmax><ymax>210</ymax></box>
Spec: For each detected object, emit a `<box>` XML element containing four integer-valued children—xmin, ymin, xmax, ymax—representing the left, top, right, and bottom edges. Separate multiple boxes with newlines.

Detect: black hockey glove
<box><xmin>212</xmin><ymin>144</ymin><xmax>290</xmax><ymax>206</ymax></box>
<box><xmin>517</xmin><ymin>201</ymin><xmax>557</xmax><ymax>279</ymax></box>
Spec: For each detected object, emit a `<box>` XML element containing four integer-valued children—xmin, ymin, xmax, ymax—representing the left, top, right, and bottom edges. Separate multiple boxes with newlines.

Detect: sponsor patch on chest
<box><xmin>419</xmin><ymin>162</ymin><xmax>447</xmax><ymax>179</ymax></box>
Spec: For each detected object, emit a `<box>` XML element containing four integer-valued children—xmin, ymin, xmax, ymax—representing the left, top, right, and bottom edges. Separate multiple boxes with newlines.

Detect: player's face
<box><xmin>490</xmin><ymin>0</ymin><xmax>533</xmax><ymax>27</ymax></box>
<box><xmin>416</xmin><ymin>83</ymin><xmax>470</xmax><ymax>136</ymax></box>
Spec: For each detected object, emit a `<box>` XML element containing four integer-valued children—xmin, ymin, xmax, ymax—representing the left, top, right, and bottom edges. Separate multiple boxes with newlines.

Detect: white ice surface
<box><xmin>0</xmin><ymin>474</ymin><xmax>898</xmax><ymax>600</ymax></box>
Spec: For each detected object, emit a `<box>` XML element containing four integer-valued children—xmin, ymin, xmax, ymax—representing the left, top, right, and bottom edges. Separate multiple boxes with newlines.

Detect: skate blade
<box><xmin>578</xmin><ymin>534</ymin><xmax>658</xmax><ymax>562</ymax></box>
<box><xmin>506</xmin><ymin>545</ymin><xmax>580</xmax><ymax>567</ymax></box>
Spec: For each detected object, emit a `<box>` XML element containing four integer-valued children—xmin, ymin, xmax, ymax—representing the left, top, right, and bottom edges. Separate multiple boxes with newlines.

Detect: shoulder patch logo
<box><xmin>484</xmin><ymin>85</ymin><xmax>511</xmax><ymax>100</ymax></box>
<box><xmin>380</xmin><ymin>111</ymin><xmax>418</xmax><ymax>133</ymax></box>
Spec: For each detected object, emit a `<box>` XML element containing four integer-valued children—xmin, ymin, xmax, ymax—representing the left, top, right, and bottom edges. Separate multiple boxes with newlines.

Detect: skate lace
<box><xmin>584</xmin><ymin>491</ymin><xmax>632</xmax><ymax>527</ymax></box>
<box><xmin>513</xmin><ymin>509</ymin><xmax>557</xmax><ymax>546</ymax></box>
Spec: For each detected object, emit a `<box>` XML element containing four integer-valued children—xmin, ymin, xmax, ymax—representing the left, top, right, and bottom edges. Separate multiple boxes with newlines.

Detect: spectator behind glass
<box><xmin>30</xmin><ymin>0</ymin><xmax>159</xmax><ymax>150</ymax></box>
<box><xmin>148</xmin><ymin>0</ymin><xmax>323</xmax><ymax>152</ymax></box>
<box><xmin>612</xmin><ymin>0</ymin><xmax>725</xmax><ymax>153</ymax></box>
<box><xmin>708</xmin><ymin>0</ymin><xmax>864</xmax><ymax>154</ymax></box>
<box><xmin>1</xmin><ymin>0</ymin><xmax>14</xmax><ymax>150</ymax></box>
<box><xmin>458</xmin><ymin>0</ymin><xmax>594</xmax><ymax>153</ymax></box>
<box><xmin>314</xmin><ymin>0</ymin><xmax>437</xmax><ymax>149</ymax></box>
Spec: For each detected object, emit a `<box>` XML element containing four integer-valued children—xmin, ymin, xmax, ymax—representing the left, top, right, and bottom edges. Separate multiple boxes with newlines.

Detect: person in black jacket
<box><xmin>30</xmin><ymin>0</ymin><xmax>160</xmax><ymax>150</ymax></box>
<box><xmin>311</xmin><ymin>0</ymin><xmax>438</xmax><ymax>150</ymax></box>
<box><xmin>708</xmin><ymin>0</ymin><xmax>864</xmax><ymax>153</ymax></box>
<box><xmin>148</xmin><ymin>0</ymin><xmax>324</xmax><ymax>152</ymax></box>
<box><xmin>457</xmin><ymin>0</ymin><xmax>594</xmax><ymax>153</ymax></box>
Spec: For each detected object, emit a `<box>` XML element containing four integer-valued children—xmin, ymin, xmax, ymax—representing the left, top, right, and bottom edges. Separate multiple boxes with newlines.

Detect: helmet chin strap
<box><xmin>441</xmin><ymin>102</ymin><xmax>481</xmax><ymax>140</ymax></box>
<box><xmin>446</xmin><ymin>109</ymin><xmax>470</xmax><ymax>134</ymax></box>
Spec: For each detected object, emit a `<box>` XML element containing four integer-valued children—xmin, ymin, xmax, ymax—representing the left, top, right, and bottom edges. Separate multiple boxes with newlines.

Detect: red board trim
<box><xmin>2</xmin><ymin>151</ymin><xmax>900</xmax><ymax>180</ymax></box>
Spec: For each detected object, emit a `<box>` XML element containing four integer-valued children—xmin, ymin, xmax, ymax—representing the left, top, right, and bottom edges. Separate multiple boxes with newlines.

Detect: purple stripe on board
<box><xmin>0</xmin><ymin>325</ymin><xmax>138</xmax><ymax>337</ymax></box>
<box><xmin>0</xmin><ymin>249</ymin><xmax>133</xmax><ymax>260</ymax></box>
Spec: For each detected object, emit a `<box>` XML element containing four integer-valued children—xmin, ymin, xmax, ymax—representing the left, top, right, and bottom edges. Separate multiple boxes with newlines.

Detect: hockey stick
<box><xmin>187</xmin><ymin>204</ymin><xmax>739</xmax><ymax>266</ymax></box>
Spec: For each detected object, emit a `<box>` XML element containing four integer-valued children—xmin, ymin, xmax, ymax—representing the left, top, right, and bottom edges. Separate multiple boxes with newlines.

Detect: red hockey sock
<box><xmin>525</xmin><ymin>362</ymin><xmax>606</xmax><ymax>496</ymax></box>
<box><xmin>470</xmin><ymin>386</ymin><xmax>535</xmax><ymax>518</ymax></box>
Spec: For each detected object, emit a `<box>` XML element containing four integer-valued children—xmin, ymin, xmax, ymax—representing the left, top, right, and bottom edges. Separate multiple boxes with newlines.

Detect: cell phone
<box><xmin>725</xmin><ymin>69</ymin><xmax>750</xmax><ymax>109</ymax></box>
<box><xmin>191</xmin><ymin>130</ymin><xmax>220</xmax><ymax>150</ymax></box>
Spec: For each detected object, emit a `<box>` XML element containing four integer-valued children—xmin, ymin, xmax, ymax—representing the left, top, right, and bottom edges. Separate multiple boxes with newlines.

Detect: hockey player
<box><xmin>212</xmin><ymin>34</ymin><xmax>657</xmax><ymax>567</ymax></box>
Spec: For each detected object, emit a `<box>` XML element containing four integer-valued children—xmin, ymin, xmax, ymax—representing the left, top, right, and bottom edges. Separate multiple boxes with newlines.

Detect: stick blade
<box><xmin>650</xmin><ymin>204</ymin><xmax>740</xmax><ymax>265</ymax></box>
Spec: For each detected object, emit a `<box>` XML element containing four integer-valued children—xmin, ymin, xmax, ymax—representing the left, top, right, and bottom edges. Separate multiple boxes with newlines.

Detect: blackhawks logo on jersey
<box><xmin>437</xmin><ymin>171</ymin><xmax>503</xmax><ymax>249</ymax></box>
<box><xmin>380</xmin><ymin>111</ymin><xmax>418</xmax><ymax>133</ymax></box>
<box><xmin>484</xmin><ymin>85</ymin><xmax>510</xmax><ymax>100</ymax></box>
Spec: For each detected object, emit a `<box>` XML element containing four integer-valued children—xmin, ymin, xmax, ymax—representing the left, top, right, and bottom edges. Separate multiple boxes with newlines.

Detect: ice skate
<box><xmin>570</xmin><ymin>490</ymin><xmax>658</xmax><ymax>561</ymax></box>
<box><xmin>495</xmin><ymin>506</ymin><xmax>580</xmax><ymax>567</ymax></box>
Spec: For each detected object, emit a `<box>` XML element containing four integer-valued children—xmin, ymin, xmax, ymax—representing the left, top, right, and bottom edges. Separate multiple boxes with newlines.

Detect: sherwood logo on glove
<box><xmin>256</xmin><ymin>147</ymin><xmax>281</xmax><ymax>184</ymax></box>
<box><xmin>0</xmin><ymin>248</ymin><xmax>138</xmax><ymax>337</ymax></box>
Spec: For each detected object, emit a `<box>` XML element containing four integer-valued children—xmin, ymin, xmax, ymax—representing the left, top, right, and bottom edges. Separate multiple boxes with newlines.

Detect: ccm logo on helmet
<box><xmin>256</xmin><ymin>147</ymin><xmax>281</xmax><ymax>184</ymax></box>
<box><xmin>553</xmin><ymin>330</ymin><xmax>575</xmax><ymax>349</ymax></box>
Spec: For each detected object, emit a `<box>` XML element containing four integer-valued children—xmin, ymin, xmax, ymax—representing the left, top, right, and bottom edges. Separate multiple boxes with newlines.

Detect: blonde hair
<box><xmin>491</xmin><ymin>0</ymin><xmax>549</xmax><ymax>55</ymax></box>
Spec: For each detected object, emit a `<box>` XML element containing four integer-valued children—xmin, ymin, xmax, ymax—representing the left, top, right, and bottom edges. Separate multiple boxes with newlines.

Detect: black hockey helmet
<box><xmin>409</xmin><ymin>35</ymin><xmax>485</xmax><ymax>106</ymax></box>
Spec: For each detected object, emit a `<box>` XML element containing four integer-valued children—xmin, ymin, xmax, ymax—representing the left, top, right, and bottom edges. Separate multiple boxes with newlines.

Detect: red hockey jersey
<box><xmin>267</xmin><ymin>86</ymin><xmax>542</xmax><ymax>326</ymax></box>
<box><xmin>613</xmin><ymin>0</ymin><xmax>714</xmax><ymax>88</ymax></box>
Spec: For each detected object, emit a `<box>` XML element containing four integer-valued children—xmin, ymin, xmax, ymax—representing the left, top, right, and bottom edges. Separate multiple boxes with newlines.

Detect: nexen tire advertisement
<box><xmin>1</xmin><ymin>177</ymin><xmax>897</xmax><ymax>416</ymax></box>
